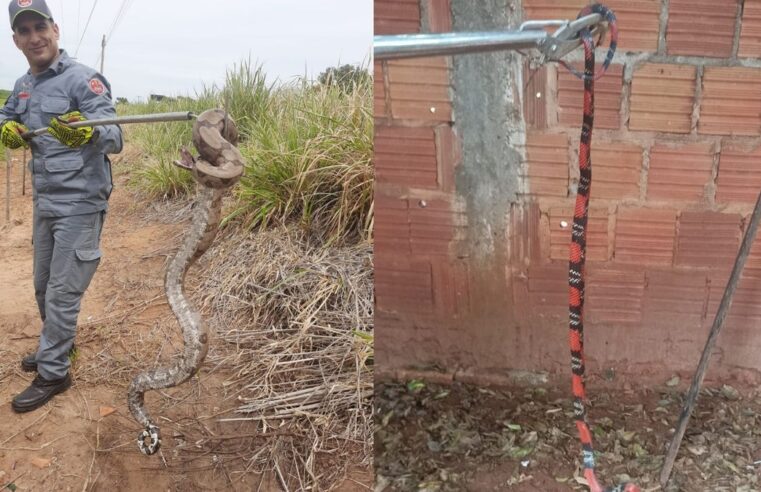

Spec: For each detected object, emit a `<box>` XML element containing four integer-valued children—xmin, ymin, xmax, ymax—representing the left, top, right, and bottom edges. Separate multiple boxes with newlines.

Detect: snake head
<box><xmin>173</xmin><ymin>146</ymin><xmax>196</xmax><ymax>171</ymax></box>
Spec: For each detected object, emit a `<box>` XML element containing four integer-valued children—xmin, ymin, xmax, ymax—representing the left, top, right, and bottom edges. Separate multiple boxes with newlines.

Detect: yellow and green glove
<box><xmin>0</xmin><ymin>120</ymin><xmax>30</xmax><ymax>149</ymax></box>
<box><xmin>48</xmin><ymin>111</ymin><xmax>94</xmax><ymax>148</ymax></box>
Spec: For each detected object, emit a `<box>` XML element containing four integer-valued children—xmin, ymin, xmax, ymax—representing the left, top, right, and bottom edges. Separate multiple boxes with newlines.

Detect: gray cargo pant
<box><xmin>32</xmin><ymin>210</ymin><xmax>104</xmax><ymax>380</ymax></box>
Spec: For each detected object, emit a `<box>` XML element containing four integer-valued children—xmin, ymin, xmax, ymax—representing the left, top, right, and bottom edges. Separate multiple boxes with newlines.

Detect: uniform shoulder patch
<box><xmin>18</xmin><ymin>91</ymin><xmax>30</xmax><ymax>99</ymax></box>
<box><xmin>89</xmin><ymin>78</ymin><xmax>105</xmax><ymax>95</ymax></box>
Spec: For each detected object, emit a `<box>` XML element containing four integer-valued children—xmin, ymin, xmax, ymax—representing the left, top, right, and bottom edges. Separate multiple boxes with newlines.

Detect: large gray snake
<box><xmin>127</xmin><ymin>109</ymin><xmax>245</xmax><ymax>455</ymax></box>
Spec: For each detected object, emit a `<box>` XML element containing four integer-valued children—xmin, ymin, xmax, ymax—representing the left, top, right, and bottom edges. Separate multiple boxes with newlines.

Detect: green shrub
<box><xmin>125</xmin><ymin>60</ymin><xmax>372</xmax><ymax>245</ymax></box>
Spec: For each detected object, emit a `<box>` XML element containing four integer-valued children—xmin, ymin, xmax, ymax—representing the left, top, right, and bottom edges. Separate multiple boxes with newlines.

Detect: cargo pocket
<box><xmin>44</xmin><ymin>157</ymin><xmax>86</xmax><ymax>198</ymax></box>
<box><xmin>69</xmin><ymin>248</ymin><xmax>102</xmax><ymax>294</ymax></box>
<box><xmin>40</xmin><ymin>96</ymin><xmax>70</xmax><ymax>117</ymax></box>
<box><xmin>14</xmin><ymin>98</ymin><xmax>27</xmax><ymax>115</ymax></box>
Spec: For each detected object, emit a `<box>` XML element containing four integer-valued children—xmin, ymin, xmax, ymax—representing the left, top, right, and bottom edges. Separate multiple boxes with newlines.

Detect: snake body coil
<box><xmin>127</xmin><ymin>109</ymin><xmax>244</xmax><ymax>455</ymax></box>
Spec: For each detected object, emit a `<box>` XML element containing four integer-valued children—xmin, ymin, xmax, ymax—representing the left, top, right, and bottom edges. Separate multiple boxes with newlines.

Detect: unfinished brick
<box><xmin>586</xmin><ymin>267</ymin><xmax>646</xmax><ymax>325</ymax></box>
<box><xmin>615</xmin><ymin>208</ymin><xmax>677</xmax><ymax>265</ymax></box>
<box><xmin>409</xmin><ymin>198</ymin><xmax>465</xmax><ymax>256</ymax></box>
<box><xmin>667</xmin><ymin>0</ymin><xmax>738</xmax><ymax>57</ymax></box>
<box><xmin>598</xmin><ymin>0</ymin><xmax>660</xmax><ymax>52</ymax></box>
<box><xmin>510</xmin><ymin>201</ymin><xmax>543</xmax><ymax>264</ymax></box>
<box><xmin>647</xmin><ymin>143</ymin><xmax>714</xmax><ymax>201</ymax></box>
<box><xmin>642</xmin><ymin>269</ymin><xmax>708</xmax><ymax>327</ymax></box>
<box><xmin>425</xmin><ymin>0</ymin><xmax>451</xmax><ymax>32</ymax></box>
<box><xmin>523</xmin><ymin>0</ymin><xmax>583</xmax><ymax>24</ymax></box>
<box><xmin>435</xmin><ymin>125</ymin><xmax>460</xmax><ymax>192</ymax></box>
<box><xmin>558</xmin><ymin>63</ymin><xmax>623</xmax><ymax>130</ymax></box>
<box><xmin>524</xmin><ymin>64</ymin><xmax>548</xmax><ymax>130</ymax></box>
<box><xmin>387</xmin><ymin>57</ymin><xmax>452</xmax><ymax>122</ymax></box>
<box><xmin>588</xmin><ymin>141</ymin><xmax>642</xmax><ymax>200</ymax></box>
<box><xmin>375</xmin><ymin>0</ymin><xmax>420</xmax><ymax>35</ymax></box>
<box><xmin>700</xmin><ymin>67</ymin><xmax>761</xmax><ymax>136</ymax></box>
<box><xmin>375</xmin><ymin>126</ymin><xmax>439</xmax><ymax>188</ymax></box>
<box><xmin>739</xmin><ymin>0</ymin><xmax>761</xmax><ymax>57</ymax></box>
<box><xmin>706</xmin><ymin>274</ymin><xmax>761</xmax><ymax>332</ymax></box>
<box><xmin>525</xmin><ymin>264</ymin><xmax>568</xmax><ymax>322</ymax></box>
<box><xmin>375</xmin><ymin>254</ymin><xmax>433</xmax><ymax>313</ymax></box>
<box><xmin>743</xmin><ymin>225</ymin><xmax>761</xmax><ymax>271</ymax></box>
<box><xmin>676</xmin><ymin>211</ymin><xmax>742</xmax><ymax>269</ymax></box>
<box><xmin>524</xmin><ymin>133</ymin><xmax>569</xmax><ymax>197</ymax></box>
<box><xmin>431</xmin><ymin>258</ymin><xmax>469</xmax><ymax>316</ymax></box>
<box><xmin>549</xmin><ymin>207</ymin><xmax>609</xmax><ymax>261</ymax></box>
<box><xmin>717</xmin><ymin>146</ymin><xmax>761</xmax><ymax>203</ymax></box>
<box><xmin>629</xmin><ymin>63</ymin><xmax>696</xmax><ymax>133</ymax></box>
<box><xmin>374</xmin><ymin>61</ymin><xmax>388</xmax><ymax>119</ymax></box>
<box><xmin>374</xmin><ymin>194</ymin><xmax>410</xmax><ymax>254</ymax></box>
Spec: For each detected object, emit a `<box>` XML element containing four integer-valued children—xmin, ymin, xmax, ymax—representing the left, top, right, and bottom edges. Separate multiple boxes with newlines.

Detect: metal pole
<box><xmin>5</xmin><ymin>148</ymin><xmax>11</xmax><ymax>224</ymax></box>
<box><xmin>374</xmin><ymin>30</ymin><xmax>548</xmax><ymax>60</ymax></box>
<box><xmin>21</xmin><ymin>148</ymin><xmax>26</xmax><ymax>196</ymax></box>
<box><xmin>100</xmin><ymin>34</ymin><xmax>106</xmax><ymax>74</ymax></box>
<box><xmin>21</xmin><ymin>111</ymin><xmax>196</xmax><ymax>140</ymax></box>
<box><xmin>373</xmin><ymin>13</ymin><xmax>602</xmax><ymax>60</ymax></box>
<box><xmin>659</xmin><ymin>189</ymin><xmax>761</xmax><ymax>487</ymax></box>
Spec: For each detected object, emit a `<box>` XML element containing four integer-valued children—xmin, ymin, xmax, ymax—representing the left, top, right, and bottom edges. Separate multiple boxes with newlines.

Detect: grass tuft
<box><xmin>122</xmin><ymin>60</ymin><xmax>371</xmax><ymax>244</ymax></box>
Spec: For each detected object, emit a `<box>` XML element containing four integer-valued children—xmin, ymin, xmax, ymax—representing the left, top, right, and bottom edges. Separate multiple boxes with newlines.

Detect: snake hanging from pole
<box><xmin>560</xmin><ymin>5</ymin><xmax>639</xmax><ymax>492</ymax></box>
<box><xmin>127</xmin><ymin>109</ymin><xmax>245</xmax><ymax>455</ymax></box>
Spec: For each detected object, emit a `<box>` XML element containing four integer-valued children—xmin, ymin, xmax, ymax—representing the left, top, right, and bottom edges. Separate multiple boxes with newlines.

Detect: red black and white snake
<box><xmin>560</xmin><ymin>5</ymin><xmax>639</xmax><ymax>492</ymax></box>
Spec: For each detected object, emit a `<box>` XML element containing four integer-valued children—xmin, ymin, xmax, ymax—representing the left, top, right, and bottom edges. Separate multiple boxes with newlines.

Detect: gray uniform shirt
<box><xmin>0</xmin><ymin>50</ymin><xmax>123</xmax><ymax>217</ymax></box>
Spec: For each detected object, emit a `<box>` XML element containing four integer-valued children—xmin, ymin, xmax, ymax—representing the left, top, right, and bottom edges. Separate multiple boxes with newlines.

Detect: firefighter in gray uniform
<box><xmin>0</xmin><ymin>0</ymin><xmax>122</xmax><ymax>412</ymax></box>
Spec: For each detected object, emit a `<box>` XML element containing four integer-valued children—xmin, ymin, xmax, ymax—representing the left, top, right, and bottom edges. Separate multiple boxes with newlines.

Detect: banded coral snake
<box><xmin>559</xmin><ymin>5</ymin><xmax>639</xmax><ymax>492</ymax></box>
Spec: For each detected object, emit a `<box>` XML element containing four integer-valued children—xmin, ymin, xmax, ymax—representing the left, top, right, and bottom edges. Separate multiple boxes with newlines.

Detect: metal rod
<box><xmin>374</xmin><ymin>13</ymin><xmax>603</xmax><ymax>61</ymax></box>
<box><xmin>659</xmin><ymin>188</ymin><xmax>761</xmax><ymax>488</ymax></box>
<box><xmin>21</xmin><ymin>148</ymin><xmax>26</xmax><ymax>196</ymax></box>
<box><xmin>374</xmin><ymin>30</ymin><xmax>548</xmax><ymax>60</ymax></box>
<box><xmin>5</xmin><ymin>148</ymin><xmax>11</xmax><ymax>224</ymax></box>
<box><xmin>21</xmin><ymin>111</ymin><xmax>195</xmax><ymax>140</ymax></box>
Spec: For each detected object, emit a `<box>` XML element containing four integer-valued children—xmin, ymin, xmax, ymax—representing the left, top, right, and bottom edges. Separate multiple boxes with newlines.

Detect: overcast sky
<box><xmin>0</xmin><ymin>0</ymin><xmax>372</xmax><ymax>101</ymax></box>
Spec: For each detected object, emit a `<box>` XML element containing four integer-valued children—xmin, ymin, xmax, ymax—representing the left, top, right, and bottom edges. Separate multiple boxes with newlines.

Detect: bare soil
<box><xmin>0</xmin><ymin>150</ymin><xmax>371</xmax><ymax>491</ymax></box>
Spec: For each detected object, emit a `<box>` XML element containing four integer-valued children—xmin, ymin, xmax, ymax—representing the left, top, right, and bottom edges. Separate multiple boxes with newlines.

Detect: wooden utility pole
<box><xmin>100</xmin><ymin>34</ymin><xmax>106</xmax><ymax>74</ymax></box>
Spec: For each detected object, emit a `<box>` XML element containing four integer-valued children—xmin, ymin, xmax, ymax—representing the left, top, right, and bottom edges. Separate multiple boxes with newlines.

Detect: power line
<box><xmin>104</xmin><ymin>0</ymin><xmax>127</xmax><ymax>42</ymax></box>
<box><xmin>57</xmin><ymin>0</ymin><xmax>66</xmax><ymax>47</ymax></box>
<box><xmin>92</xmin><ymin>0</ymin><xmax>136</xmax><ymax>70</ymax></box>
<box><xmin>106</xmin><ymin>0</ymin><xmax>134</xmax><ymax>44</ymax></box>
<box><xmin>76</xmin><ymin>0</ymin><xmax>81</xmax><ymax>47</ymax></box>
<box><xmin>74</xmin><ymin>0</ymin><xmax>98</xmax><ymax>58</ymax></box>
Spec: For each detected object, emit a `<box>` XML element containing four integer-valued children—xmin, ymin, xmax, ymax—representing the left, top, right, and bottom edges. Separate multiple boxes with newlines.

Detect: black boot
<box><xmin>20</xmin><ymin>353</ymin><xmax>37</xmax><ymax>372</ymax></box>
<box><xmin>20</xmin><ymin>345</ymin><xmax>77</xmax><ymax>372</ymax></box>
<box><xmin>11</xmin><ymin>373</ymin><xmax>72</xmax><ymax>413</ymax></box>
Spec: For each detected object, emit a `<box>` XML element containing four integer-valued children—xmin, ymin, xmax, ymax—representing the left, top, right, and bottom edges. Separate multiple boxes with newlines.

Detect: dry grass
<box><xmin>195</xmin><ymin>226</ymin><xmax>374</xmax><ymax>490</ymax></box>
<box><xmin>0</xmin><ymin>348</ymin><xmax>12</xmax><ymax>384</ymax></box>
<box><xmin>2</xmin><ymin>212</ymin><xmax>373</xmax><ymax>490</ymax></box>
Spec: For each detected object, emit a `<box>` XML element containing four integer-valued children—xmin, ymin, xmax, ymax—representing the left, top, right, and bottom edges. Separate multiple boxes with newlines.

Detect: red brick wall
<box><xmin>375</xmin><ymin>0</ymin><xmax>761</xmax><ymax>381</ymax></box>
<box><xmin>374</xmin><ymin>0</ymin><xmax>472</xmax><ymax>371</ymax></box>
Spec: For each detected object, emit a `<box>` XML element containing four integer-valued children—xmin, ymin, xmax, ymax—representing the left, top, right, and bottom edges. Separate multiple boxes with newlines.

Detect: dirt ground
<box><xmin>376</xmin><ymin>377</ymin><xmax>761</xmax><ymax>492</ymax></box>
<box><xmin>0</xmin><ymin>149</ymin><xmax>371</xmax><ymax>491</ymax></box>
